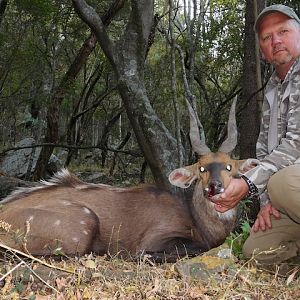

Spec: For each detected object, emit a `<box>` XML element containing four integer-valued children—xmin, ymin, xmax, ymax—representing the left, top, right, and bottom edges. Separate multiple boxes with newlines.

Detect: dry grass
<box><xmin>0</xmin><ymin>247</ymin><xmax>299</xmax><ymax>300</ymax></box>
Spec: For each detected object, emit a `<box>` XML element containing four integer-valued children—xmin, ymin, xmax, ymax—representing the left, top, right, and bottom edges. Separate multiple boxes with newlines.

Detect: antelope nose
<box><xmin>210</xmin><ymin>180</ymin><xmax>222</xmax><ymax>189</ymax></box>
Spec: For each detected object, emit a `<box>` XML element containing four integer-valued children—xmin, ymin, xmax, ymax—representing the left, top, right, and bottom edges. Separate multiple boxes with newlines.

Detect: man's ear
<box><xmin>168</xmin><ymin>166</ymin><xmax>198</xmax><ymax>189</ymax></box>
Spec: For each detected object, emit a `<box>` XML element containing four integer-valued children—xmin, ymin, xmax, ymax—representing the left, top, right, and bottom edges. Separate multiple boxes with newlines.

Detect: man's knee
<box><xmin>243</xmin><ymin>236</ymin><xmax>299</xmax><ymax>264</ymax></box>
<box><xmin>267</xmin><ymin>165</ymin><xmax>300</xmax><ymax>219</ymax></box>
<box><xmin>242</xmin><ymin>233</ymin><xmax>270</xmax><ymax>260</ymax></box>
<box><xmin>242</xmin><ymin>236</ymin><xmax>255</xmax><ymax>259</ymax></box>
<box><xmin>242</xmin><ymin>232</ymin><xmax>271</xmax><ymax>260</ymax></box>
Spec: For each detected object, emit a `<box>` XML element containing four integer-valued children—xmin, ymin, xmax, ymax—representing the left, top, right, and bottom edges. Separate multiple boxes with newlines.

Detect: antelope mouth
<box><xmin>204</xmin><ymin>186</ymin><xmax>225</xmax><ymax>198</ymax></box>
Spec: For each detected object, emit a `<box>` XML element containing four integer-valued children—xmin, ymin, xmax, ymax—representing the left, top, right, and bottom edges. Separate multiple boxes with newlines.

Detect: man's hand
<box><xmin>210</xmin><ymin>178</ymin><xmax>249</xmax><ymax>213</ymax></box>
<box><xmin>252</xmin><ymin>203</ymin><xmax>281</xmax><ymax>232</ymax></box>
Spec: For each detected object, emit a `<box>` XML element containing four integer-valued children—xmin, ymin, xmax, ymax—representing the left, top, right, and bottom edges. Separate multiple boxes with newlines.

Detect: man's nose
<box><xmin>271</xmin><ymin>33</ymin><xmax>282</xmax><ymax>46</ymax></box>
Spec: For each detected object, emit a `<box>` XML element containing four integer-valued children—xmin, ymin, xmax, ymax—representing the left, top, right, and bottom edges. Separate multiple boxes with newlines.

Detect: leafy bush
<box><xmin>226</xmin><ymin>220</ymin><xmax>251</xmax><ymax>258</ymax></box>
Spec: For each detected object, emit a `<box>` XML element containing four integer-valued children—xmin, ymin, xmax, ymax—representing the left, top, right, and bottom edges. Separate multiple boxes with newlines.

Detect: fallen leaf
<box><xmin>56</xmin><ymin>277</ymin><xmax>67</xmax><ymax>291</ymax></box>
<box><xmin>85</xmin><ymin>259</ymin><xmax>96</xmax><ymax>269</ymax></box>
<box><xmin>286</xmin><ymin>268</ymin><xmax>299</xmax><ymax>286</ymax></box>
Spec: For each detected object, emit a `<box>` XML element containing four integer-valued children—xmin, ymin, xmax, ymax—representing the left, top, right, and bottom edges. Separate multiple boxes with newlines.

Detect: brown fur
<box><xmin>0</xmin><ymin>170</ymin><xmax>202</xmax><ymax>260</ymax></box>
<box><xmin>0</xmin><ymin>154</ymin><xmax>246</xmax><ymax>261</ymax></box>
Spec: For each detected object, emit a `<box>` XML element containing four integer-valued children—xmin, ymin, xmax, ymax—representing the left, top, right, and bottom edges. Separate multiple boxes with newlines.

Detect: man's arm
<box><xmin>245</xmin><ymin>93</ymin><xmax>300</xmax><ymax>195</ymax></box>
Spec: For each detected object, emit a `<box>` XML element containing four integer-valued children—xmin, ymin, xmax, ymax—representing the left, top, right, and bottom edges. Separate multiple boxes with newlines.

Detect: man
<box><xmin>211</xmin><ymin>4</ymin><xmax>300</xmax><ymax>270</ymax></box>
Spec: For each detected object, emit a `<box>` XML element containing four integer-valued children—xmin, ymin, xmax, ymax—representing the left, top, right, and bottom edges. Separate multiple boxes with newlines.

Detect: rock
<box><xmin>0</xmin><ymin>138</ymin><xmax>63</xmax><ymax>179</ymax></box>
<box><xmin>76</xmin><ymin>171</ymin><xmax>107</xmax><ymax>183</ymax></box>
<box><xmin>47</xmin><ymin>154</ymin><xmax>64</xmax><ymax>174</ymax></box>
<box><xmin>175</xmin><ymin>244</ymin><xmax>239</xmax><ymax>282</ymax></box>
<box><xmin>0</xmin><ymin>175</ymin><xmax>36</xmax><ymax>200</ymax></box>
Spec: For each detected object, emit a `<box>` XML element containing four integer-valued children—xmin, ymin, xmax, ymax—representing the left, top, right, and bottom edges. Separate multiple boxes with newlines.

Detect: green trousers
<box><xmin>243</xmin><ymin>164</ymin><xmax>300</xmax><ymax>264</ymax></box>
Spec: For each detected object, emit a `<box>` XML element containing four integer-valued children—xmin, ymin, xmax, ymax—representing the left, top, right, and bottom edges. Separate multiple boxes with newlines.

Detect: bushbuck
<box><xmin>0</xmin><ymin>98</ymin><xmax>257</xmax><ymax>261</ymax></box>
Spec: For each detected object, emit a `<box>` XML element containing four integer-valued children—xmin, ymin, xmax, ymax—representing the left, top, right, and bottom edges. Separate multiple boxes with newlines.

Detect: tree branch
<box><xmin>72</xmin><ymin>0</ymin><xmax>117</xmax><ymax>70</ymax></box>
<box><xmin>0</xmin><ymin>143</ymin><xmax>142</xmax><ymax>158</ymax></box>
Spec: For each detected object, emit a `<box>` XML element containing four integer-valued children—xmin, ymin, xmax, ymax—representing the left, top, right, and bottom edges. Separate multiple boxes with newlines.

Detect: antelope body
<box><xmin>0</xmin><ymin>98</ymin><xmax>257</xmax><ymax>261</ymax></box>
<box><xmin>0</xmin><ymin>170</ymin><xmax>203</xmax><ymax>259</ymax></box>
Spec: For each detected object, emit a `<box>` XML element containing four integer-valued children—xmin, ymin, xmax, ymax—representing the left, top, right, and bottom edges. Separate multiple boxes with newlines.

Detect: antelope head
<box><xmin>169</xmin><ymin>151</ymin><xmax>247</xmax><ymax>198</ymax></box>
<box><xmin>169</xmin><ymin>97</ymin><xmax>258</xmax><ymax>200</ymax></box>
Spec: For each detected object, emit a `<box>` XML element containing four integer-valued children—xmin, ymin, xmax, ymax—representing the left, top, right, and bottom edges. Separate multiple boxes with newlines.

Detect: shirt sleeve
<box><xmin>244</xmin><ymin>92</ymin><xmax>300</xmax><ymax>195</ymax></box>
<box><xmin>256</xmin><ymin>101</ymin><xmax>270</xmax><ymax>160</ymax></box>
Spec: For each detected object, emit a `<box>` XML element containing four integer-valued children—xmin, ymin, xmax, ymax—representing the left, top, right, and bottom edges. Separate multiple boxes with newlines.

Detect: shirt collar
<box><xmin>269</xmin><ymin>57</ymin><xmax>300</xmax><ymax>85</ymax></box>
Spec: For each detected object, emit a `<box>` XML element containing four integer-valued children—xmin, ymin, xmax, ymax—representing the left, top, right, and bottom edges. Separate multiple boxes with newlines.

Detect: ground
<box><xmin>0</xmin><ymin>246</ymin><xmax>299</xmax><ymax>300</ymax></box>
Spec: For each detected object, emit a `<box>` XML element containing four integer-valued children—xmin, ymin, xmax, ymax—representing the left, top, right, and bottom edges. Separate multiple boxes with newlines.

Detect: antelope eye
<box><xmin>226</xmin><ymin>164</ymin><xmax>232</xmax><ymax>171</ymax></box>
<box><xmin>200</xmin><ymin>166</ymin><xmax>206</xmax><ymax>173</ymax></box>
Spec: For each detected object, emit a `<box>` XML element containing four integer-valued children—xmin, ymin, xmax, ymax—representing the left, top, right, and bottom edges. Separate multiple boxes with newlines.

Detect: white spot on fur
<box><xmin>76</xmin><ymin>185</ymin><xmax>90</xmax><ymax>190</ymax></box>
<box><xmin>72</xmin><ymin>237</ymin><xmax>79</xmax><ymax>242</ymax></box>
<box><xmin>80</xmin><ymin>220</ymin><xmax>86</xmax><ymax>225</ymax></box>
<box><xmin>61</xmin><ymin>201</ymin><xmax>71</xmax><ymax>206</ymax></box>
<box><xmin>83</xmin><ymin>230</ymin><xmax>89</xmax><ymax>235</ymax></box>
<box><xmin>83</xmin><ymin>207</ymin><xmax>91</xmax><ymax>214</ymax></box>
<box><xmin>28</xmin><ymin>215</ymin><xmax>34</xmax><ymax>222</ymax></box>
<box><xmin>54</xmin><ymin>220</ymin><xmax>61</xmax><ymax>226</ymax></box>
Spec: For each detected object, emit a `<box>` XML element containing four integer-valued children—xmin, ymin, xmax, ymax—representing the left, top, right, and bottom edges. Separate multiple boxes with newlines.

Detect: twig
<box><xmin>0</xmin><ymin>242</ymin><xmax>77</xmax><ymax>275</ymax></box>
<box><xmin>14</xmin><ymin>253</ymin><xmax>60</xmax><ymax>294</ymax></box>
<box><xmin>222</xmin><ymin>247</ymin><xmax>284</xmax><ymax>299</ymax></box>
<box><xmin>0</xmin><ymin>261</ymin><xmax>24</xmax><ymax>282</ymax></box>
<box><xmin>221</xmin><ymin>256</ymin><xmax>255</xmax><ymax>300</ymax></box>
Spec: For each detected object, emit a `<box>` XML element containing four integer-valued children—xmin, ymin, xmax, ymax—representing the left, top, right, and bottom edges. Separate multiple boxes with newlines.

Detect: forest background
<box><xmin>1</xmin><ymin>0</ymin><xmax>299</xmax><ymax>200</ymax></box>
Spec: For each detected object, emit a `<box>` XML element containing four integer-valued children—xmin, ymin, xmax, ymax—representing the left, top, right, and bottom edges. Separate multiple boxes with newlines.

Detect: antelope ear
<box><xmin>168</xmin><ymin>167</ymin><xmax>198</xmax><ymax>188</ymax></box>
<box><xmin>237</xmin><ymin>159</ymin><xmax>260</xmax><ymax>173</ymax></box>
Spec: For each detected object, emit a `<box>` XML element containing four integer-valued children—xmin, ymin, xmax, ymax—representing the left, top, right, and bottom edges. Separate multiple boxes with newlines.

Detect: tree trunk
<box><xmin>169</xmin><ymin>0</ymin><xmax>183</xmax><ymax>166</ymax></box>
<box><xmin>239</xmin><ymin>0</ymin><xmax>266</xmax><ymax>222</ymax></box>
<box><xmin>0</xmin><ymin>0</ymin><xmax>7</xmax><ymax>25</ymax></box>
<box><xmin>73</xmin><ymin>0</ymin><xmax>180</xmax><ymax>189</ymax></box>
<box><xmin>239</xmin><ymin>0</ymin><xmax>265</xmax><ymax>159</ymax></box>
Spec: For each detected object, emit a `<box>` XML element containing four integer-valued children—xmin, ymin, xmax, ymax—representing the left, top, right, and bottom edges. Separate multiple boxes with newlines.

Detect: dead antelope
<box><xmin>0</xmin><ymin>99</ymin><xmax>255</xmax><ymax>261</ymax></box>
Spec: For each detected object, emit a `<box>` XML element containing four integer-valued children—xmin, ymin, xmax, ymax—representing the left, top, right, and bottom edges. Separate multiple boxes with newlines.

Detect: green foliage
<box><xmin>14</xmin><ymin>0</ymin><xmax>56</xmax><ymax>20</ymax></box>
<box><xmin>10</xmin><ymin>268</ymin><xmax>30</xmax><ymax>295</ymax></box>
<box><xmin>226</xmin><ymin>197</ymin><xmax>254</xmax><ymax>258</ymax></box>
<box><xmin>148</xmin><ymin>0</ymin><xmax>246</xmax><ymax>150</ymax></box>
<box><xmin>226</xmin><ymin>220</ymin><xmax>251</xmax><ymax>258</ymax></box>
<box><xmin>12</xmin><ymin>281</ymin><xmax>25</xmax><ymax>294</ymax></box>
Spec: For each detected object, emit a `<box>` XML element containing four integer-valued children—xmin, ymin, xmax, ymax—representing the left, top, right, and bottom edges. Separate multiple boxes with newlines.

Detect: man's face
<box><xmin>258</xmin><ymin>13</ymin><xmax>300</xmax><ymax>68</ymax></box>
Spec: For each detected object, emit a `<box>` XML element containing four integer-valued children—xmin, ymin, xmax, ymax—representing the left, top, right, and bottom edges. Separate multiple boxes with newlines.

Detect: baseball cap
<box><xmin>254</xmin><ymin>4</ymin><xmax>300</xmax><ymax>33</ymax></box>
